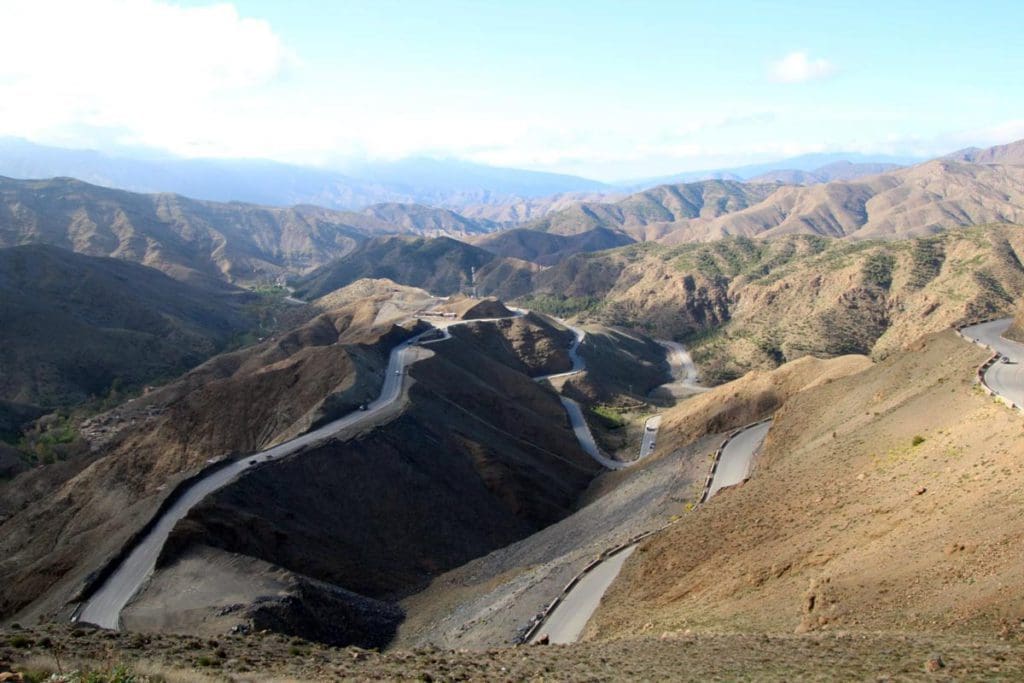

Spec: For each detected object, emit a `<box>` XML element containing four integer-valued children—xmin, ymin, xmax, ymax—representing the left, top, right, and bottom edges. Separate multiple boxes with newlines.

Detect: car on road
<box><xmin>359</xmin><ymin>403</ymin><xmax>368</xmax><ymax>411</ymax></box>
<box><xmin>249</xmin><ymin>459</ymin><xmax>257</xmax><ymax>465</ymax></box>
<box><xmin>1000</xmin><ymin>356</ymin><xmax>1014</xmax><ymax>364</ymax></box>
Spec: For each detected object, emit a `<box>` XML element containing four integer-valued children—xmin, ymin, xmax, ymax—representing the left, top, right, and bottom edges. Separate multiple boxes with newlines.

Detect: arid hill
<box><xmin>518</xmin><ymin>142</ymin><xmax>1024</xmax><ymax>244</ymax></box>
<box><xmin>115</xmin><ymin>314</ymin><xmax>601</xmax><ymax>646</ymax></box>
<box><xmin>748</xmin><ymin>161</ymin><xmax>902</xmax><ymax>185</ymax></box>
<box><xmin>0</xmin><ymin>244</ymin><xmax>256</xmax><ymax>409</ymax></box>
<box><xmin>529</xmin><ymin>180</ymin><xmax>780</xmax><ymax>239</ymax></box>
<box><xmin>507</xmin><ymin>226</ymin><xmax>1024</xmax><ymax>382</ymax></box>
<box><xmin>590</xmin><ymin>331</ymin><xmax>1024</xmax><ymax>644</ymax></box>
<box><xmin>0</xmin><ymin>288</ymin><xmax>418</xmax><ymax>622</ymax></box>
<box><xmin>457</xmin><ymin>190</ymin><xmax>623</xmax><ymax>223</ymax></box>
<box><xmin>473</xmin><ymin>227</ymin><xmax>634</xmax><ymax>266</ymax></box>
<box><xmin>666</xmin><ymin>159</ymin><xmax>1024</xmax><ymax>243</ymax></box>
<box><xmin>358</xmin><ymin>202</ymin><xmax>496</xmax><ymax>235</ymax></box>
<box><xmin>0</xmin><ymin>176</ymin><xmax>504</xmax><ymax>288</ymax></box>
<box><xmin>292</xmin><ymin>235</ymin><xmax>501</xmax><ymax>299</ymax></box>
<box><xmin>946</xmin><ymin>138</ymin><xmax>1024</xmax><ymax>165</ymax></box>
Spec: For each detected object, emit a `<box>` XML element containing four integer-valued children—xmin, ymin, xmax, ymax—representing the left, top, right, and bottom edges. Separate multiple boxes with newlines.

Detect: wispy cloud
<box><xmin>768</xmin><ymin>51</ymin><xmax>836</xmax><ymax>84</ymax></box>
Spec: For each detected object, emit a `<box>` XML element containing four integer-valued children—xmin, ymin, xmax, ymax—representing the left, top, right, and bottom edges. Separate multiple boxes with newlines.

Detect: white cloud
<box><xmin>0</xmin><ymin>0</ymin><xmax>292</xmax><ymax>148</ymax></box>
<box><xmin>768</xmin><ymin>51</ymin><xmax>836</xmax><ymax>84</ymax></box>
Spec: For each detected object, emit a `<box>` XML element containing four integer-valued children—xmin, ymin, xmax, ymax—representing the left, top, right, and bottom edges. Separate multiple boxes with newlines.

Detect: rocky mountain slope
<box><xmin>114</xmin><ymin>313</ymin><xmax>601</xmax><ymax>646</ymax></box>
<box><xmin>0</xmin><ymin>288</ymin><xmax>417</xmax><ymax>622</ymax></box>
<box><xmin>521</xmin><ymin>143</ymin><xmax>1024</xmax><ymax>245</ymax></box>
<box><xmin>396</xmin><ymin>351</ymin><xmax>868</xmax><ymax>650</ymax></box>
<box><xmin>292</xmin><ymin>236</ymin><xmax>501</xmax><ymax>298</ymax></box>
<box><xmin>590</xmin><ymin>331</ymin><xmax>1024</xmax><ymax>644</ymax></box>
<box><xmin>529</xmin><ymin>180</ymin><xmax>781</xmax><ymax>239</ymax></box>
<box><xmin>0</xmin><ymin>176</ymin><xmax>506</xmax><ymax>288</ymax></box>
<box><xmin>505</xmin><ymin>226</ymin><xmax>1024</xmax><ymax>382</ymax></box>
<box><xmin>0</xmin><ymin>245</ymin><xmax>257</xmax><ymax>410</ymax></box>
<box><xmin>473</xmin><ymin>227</ymin><xmax>634</xmax><ymax>265</ymax></box>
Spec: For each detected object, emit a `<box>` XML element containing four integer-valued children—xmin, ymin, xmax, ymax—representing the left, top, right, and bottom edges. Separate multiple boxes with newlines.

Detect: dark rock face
<box><xmin>247</xmin><ymin>578</ymin><xmax>404</xmax><ymax>650</ymax></box>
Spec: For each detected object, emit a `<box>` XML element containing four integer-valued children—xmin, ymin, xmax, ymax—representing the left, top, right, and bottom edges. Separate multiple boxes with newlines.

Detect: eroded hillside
<box><xmin>510</xmin><ymin>226</ymin><xmax>1024</xmax><ymax>382</ymax></box>
<box><xmin>589</xmin><ymin>331</ymin><xmax>1024</xmax><ymax>641</ymax></box>
<box><xmin>0</xmin><ymin>290</ymin><xmax>419</xmax><ymax>622</ymax></box>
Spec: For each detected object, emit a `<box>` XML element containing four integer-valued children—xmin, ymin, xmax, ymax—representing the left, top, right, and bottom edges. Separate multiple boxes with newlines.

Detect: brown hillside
<box><xmin>1008</xmin><ymin>299</ymin><xmax>1024</xmax><ymax>341</ymax></box>
<box><xmin>0</xmin><ymin>290</ymin><xmax>416</xmax><ymax>622</ymax></box>
<box><xmin>661</xmin><ymin>160</ymin><xmax>1024</xmax><ymax>243</ymax></box>
<box><xmin>590</xmin><ymin>331</ymin><xmax>1024</xmax><ymax>641</ymax></box>
<box><xmin>946</xmin><ymin>138</ymin><xmax>1024</xmax><ymax>165</ymax></box>
<box><xmin>529</xmin><ymin>180</ymin><xmax>780</xmax><ymax>238</ymax></box>
<box><xmin>512</xmin><ymin>226</ymin><xmax>1024</xmax><ymax>383</ymax></box>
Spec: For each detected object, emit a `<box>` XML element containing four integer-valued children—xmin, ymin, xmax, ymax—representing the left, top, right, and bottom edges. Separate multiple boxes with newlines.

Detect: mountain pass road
<box><xmin>961</xmin><ymin>318</ymin><xmax>1024</xmax><ymax>409</ymax></box>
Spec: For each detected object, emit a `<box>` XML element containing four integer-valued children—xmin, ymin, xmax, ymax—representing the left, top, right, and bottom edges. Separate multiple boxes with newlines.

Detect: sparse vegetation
<box><xmin>515</xmin><ymin>294</ymin><xmax>604</xmax><ymax>318</ymax></box>
<box><xmin>908</xmin><ymin>237</ymin><xmax>945</xmax><ymax>289</ymax></box>
<box><xmin>591</xmin><ymin>405</ymin><xmax>627</xmax><ymax>430</ymax></box>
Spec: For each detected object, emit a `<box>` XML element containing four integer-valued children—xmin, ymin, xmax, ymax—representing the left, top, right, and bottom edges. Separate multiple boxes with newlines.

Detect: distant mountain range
<box><xmin>620</xmin><ymin>151</ymin><xmax>922</xmax><ymax>188</ymax></box>
<box><xmin>0</xmin><ymin>138</ymin><xmax>930</xmax><ymax>212</ymax></box>
<box><xmin>1</xmin><ymin>139</ymin><xmax>1023</xmax><ymax>293</ymax></box>
<box><xmin>0</xmin><ymin>138</ymin><xmax>608</xmax><ymax>211</ymax></box>
<box><xmin>530</xmin><ymin>142</ymin><xmax>1024</xmax><ymax>243</ymax></box>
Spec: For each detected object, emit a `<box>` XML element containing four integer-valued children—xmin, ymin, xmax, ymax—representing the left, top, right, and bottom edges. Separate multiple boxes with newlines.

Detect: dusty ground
<box><xmin>590</xmin><ymin>331</ymin><xmax>1024</xmax><ymax>642</ymax></box>
<box><xmin>3</xmin><ymin>625</ymin><xmax>1022</xmax><ymax>681</ymax></box>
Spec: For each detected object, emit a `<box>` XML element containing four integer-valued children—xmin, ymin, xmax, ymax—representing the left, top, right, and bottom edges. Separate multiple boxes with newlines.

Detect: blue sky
<box><xmin>1</xmin><ymin>0</ymin><xmax>1022</xmax><ymax>179</ymax></box>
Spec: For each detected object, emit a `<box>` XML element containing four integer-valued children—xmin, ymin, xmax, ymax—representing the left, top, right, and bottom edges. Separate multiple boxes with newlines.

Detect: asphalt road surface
<box><xmin>76</xmin><ymin>332</ymin><xmax>428</xmax><ymax>629</ymax></box>
<box><xmin>530</xmin><ymin>418</ymin><xmax>771</xmax><ymax>644</ymax></box>
<box><xmin>707</xmin><ymin>421</ymin><xmax>772</xmax><ymax>499</ymax></box>
<box><xmin>639</xmin><ymin>416</ymin><xmax>662</xmax><ymax>459</ymax></box>
<box><xmin>961</xmin><ymin>318</ymin><xmax>1024</xmax><ymax>409</ymax></box>
<box><xmin>559</xmin><ymin>396</ymin><xmax>629</xmax><ymax>471</ymax></box>
<box><xmin>532</xmin><ymin>546</ymin><xmax>637</xmax><ymax>644</ymax></box>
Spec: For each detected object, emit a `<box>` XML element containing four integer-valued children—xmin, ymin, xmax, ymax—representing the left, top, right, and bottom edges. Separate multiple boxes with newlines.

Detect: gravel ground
<box><xmin>3</xmin><ymin>624</ymin><xmax>1022</xmax><ymax>681</ymax></box>
<box><xmin>393</xmin><ymin>432</ymin><xmax>722</xmax><ymax>649</ymax></box>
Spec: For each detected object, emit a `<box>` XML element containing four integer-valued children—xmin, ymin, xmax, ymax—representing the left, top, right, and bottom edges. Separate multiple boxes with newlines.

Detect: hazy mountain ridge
<box><xmin>0</xmin><ymin>138</ymin><xmax>607</xmax><ymax>210</ymax></box>
<box><xmin>528</xmin><ymin>180</ymin><xmax>782</xmax><ymax>238</ymax></box>
<box><xmin>748</xmin><ymin>161</ymin><xmax>903</xmax><ymax>184</ymax></box>
<box><xmin>945</xmin><ymin>138</ymin><xmax>1024</xmax><ymax>165</ymax></box>
<box><xmin>0</xmin><ymin>176</ymin><xmax>510</xmax><ymax>286</ymax></box>
<box><xmin>518</xmin><ymin>145</ymin><xmax>1024</xmax><ymax>245</ymax></box>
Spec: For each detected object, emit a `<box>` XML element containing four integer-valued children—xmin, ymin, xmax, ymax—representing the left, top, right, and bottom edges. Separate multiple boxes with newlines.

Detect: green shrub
<box><xmin>912</xmin><ymin>435</ymin><xmax>926</xmax><ymax>447</ymax></box>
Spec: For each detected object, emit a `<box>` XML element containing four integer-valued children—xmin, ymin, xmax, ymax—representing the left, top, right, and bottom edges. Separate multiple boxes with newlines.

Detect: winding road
<box><xmin>77</xmin><ymin>334</ymin><xmax>428</xmax><ymax>629</ymax></box>
<box><xmin>77</xmin><ymin>308</ymin><xmax>527</xmax><ymax>630</ymax></box>
<box><xmin>961</xmin><ymin>318</ymin><xmax>1024</xmax><ymax>409</ymax></box>
<box><xmin>707</xmin><ymin>421</ymin><xmax>772</xmax><ymax>499</ymax></box>
<box><xmin>75</xmin><ymin>305</ymin><xmax>698</xmax><ymax>633</ymax></box>
<box><xmin>530</xmin><ymin>417</ymin><xmax>772</xmax><ymax>644</ymax></box>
